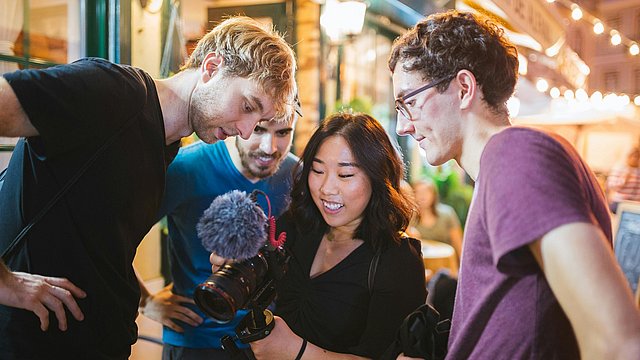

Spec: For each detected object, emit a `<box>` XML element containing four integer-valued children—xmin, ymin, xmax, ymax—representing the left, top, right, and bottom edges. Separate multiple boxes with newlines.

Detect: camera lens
<box><xmin>194</xmin><ymin>253</ymin><xmax>269</xmax><ymax>323</ymax></box>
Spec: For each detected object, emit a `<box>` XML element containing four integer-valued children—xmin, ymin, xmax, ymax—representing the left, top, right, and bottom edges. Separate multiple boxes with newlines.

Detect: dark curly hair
<box><xmin>388</xmin><ymin>10</ymin><xmax>518</xmax><ymax>114</ymax></box>
<box><xmin>285</xmin><ymin>112</ymin><xmax>414</xmax><ymax>253</ymax></box>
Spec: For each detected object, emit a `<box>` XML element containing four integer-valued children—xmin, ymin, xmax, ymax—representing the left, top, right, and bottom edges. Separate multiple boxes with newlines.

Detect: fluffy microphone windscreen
<box><xmin>197</xmin><ymin>190</ymin><xmax>268</xmax><ymax>260</ymax></box>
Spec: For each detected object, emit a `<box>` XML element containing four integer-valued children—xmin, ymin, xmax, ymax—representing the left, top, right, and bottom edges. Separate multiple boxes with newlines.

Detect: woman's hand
<box><xmin>250</xmin><ymin>316</ymin><xmax>303</xmax><ymax>359</ymax></box>
<box><xmin>209</xmin><ymin>252</ymin><xmax>228</xmax><ymax>273</ymax></box>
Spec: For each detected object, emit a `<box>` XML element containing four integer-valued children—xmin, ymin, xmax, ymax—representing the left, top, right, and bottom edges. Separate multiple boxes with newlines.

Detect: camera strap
<box><xmin>1</xmin><ymin>116</ymin><xmax>135</xmax><ymax>263</ymax></box>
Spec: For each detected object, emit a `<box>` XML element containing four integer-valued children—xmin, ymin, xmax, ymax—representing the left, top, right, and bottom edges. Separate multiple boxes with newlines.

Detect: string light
<box><xmin>610</xmin><ymin>30</ymin><xmax>621</xmax><ymax>46</ymax></box>
<box><xmin>542</xmin><ymin>0</ymin><xmax>640</xmax><ymax>107</ymax></box>
<box><xmin>570</xmin><ymin>4</ymin><xmax>583</xmax><ymax>21</ymax></box>
<box><xmin>536</xmin><ymin>78</ymin><xmax>549</xmax><ymax>92</ymax></box>
<box><xmin>575</xmin><ymin>88</ymin><xmax>589</xmax><ymax>102</ymax></box>
<box><xmin>564</xmin><ymin>89</ymin><xmax>575</xmax><ymax>100</ymax></box>
<box><xmin>546</xmin><ymin>0</ymin><xmax>639</xmax><ymax>55</ymax></box>
<box><xmin>593</xmin><ymin>21</ymin><xmax>604</xmax><ymax>35</ymax></box>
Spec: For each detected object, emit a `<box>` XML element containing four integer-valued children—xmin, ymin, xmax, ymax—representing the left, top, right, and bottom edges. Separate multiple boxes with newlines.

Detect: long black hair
<box><xmin>285</xmin><ymin>112</ymin><xmax>414</xmax><ymax>252</ymax></box>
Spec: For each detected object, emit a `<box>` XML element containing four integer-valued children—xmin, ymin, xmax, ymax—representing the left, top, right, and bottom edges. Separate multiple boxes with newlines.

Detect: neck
<box><xmin>154</xmin><ymin>70</ymin><xmax>199</xmax><ymax>145</ymax></box>
<box><xmin>457</xmin><ymin>109</ymin><xmax>511</xmax><ymax>180</ymax></box>
<box><xmin>326</xmin><ymin>226</ymin><xmax>357</xmax><ymax>244</ymax></box>
<box><xmin>422</xmin><ymin>206</ymin><xmax>436</xmax><ymax>216</ymax></box>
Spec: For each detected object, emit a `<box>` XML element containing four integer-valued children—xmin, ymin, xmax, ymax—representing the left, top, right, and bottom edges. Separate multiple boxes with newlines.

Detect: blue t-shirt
<box><xmin>158</xmin><ymin>140</ymin><xmax>298</xmax><ymax>348</ymax></box>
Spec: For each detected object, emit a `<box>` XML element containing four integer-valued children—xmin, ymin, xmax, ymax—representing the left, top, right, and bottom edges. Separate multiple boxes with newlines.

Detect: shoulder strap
<box><xmin>1</xmin><ymin>117</ymin><xmax>135</xmax><ymax>262</ymax></box>
<box><xmin>367</xmin><ymin>236</ymin><xmax>421</xmax><ymax>295</ymax></box>
<box><xmin>368</xmin><ymin>250</ymin><xmax>381</xmax><ymax>296</ymax></box>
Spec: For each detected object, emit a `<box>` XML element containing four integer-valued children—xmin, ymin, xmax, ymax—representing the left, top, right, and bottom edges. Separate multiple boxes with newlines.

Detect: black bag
<box><xmin>380</xmin><ymin>303</ymin><xmax>450</xmax><ymax>360</ymax></box>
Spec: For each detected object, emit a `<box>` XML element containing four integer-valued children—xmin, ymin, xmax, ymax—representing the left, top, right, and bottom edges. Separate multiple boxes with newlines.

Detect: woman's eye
<box><xmin>339</xmin><ymin>174</ymin><xmax>354</xmax><ymax>178</ymax></box>
<box><xmin>311</xmin><ymin>168</ymin><xmax>323</xmax><ymax>174</ymax></box>
<box><xmin>244</xmin><ymin>103</ymin><xmax>254</xmax><ymax>112</ymax></box>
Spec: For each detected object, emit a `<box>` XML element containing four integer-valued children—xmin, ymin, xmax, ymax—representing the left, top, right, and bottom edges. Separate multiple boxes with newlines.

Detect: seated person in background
<box><xmin>248</xmin><ymin>112</ymin><xmax>427</xmax><ymax>359</ymax></box>
<box><xmin>138</xmin><ymin>103</ymin><xmax>300</xmax><ymax>360</ymax></box>
<box><xmin>606</xmin><ymin>145</ymin><xmax>640</xmax><ymax>213</ymax></box>
<box><xmin>410</xmin><ymin>179</ymin><xmax>463</xmax><ymax>258</ymax></box>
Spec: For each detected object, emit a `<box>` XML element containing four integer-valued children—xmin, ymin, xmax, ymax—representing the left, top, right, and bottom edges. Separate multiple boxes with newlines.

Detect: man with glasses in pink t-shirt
<box><xmin>389</xmin><ymin>10</ymin><xmax>640</xmax><ymax>360</ymax></box>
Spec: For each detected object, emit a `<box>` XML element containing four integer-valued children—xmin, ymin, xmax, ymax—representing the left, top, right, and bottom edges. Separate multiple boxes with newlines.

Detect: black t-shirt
<box><xmin>275</xmin><ymin>214</ymin><xmax>427</xmax><ymax>358</ymax></box>
<box><xmin>0</xmin><ymin>58</ymin><xmax>179</xmax><ymax>359</ymax></box>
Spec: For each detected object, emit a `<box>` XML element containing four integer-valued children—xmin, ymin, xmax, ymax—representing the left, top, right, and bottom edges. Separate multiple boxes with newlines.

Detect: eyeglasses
<box><xmin>395</xmin><ymin>75</ymin><xmax>453</xmax><ymax>120</ymax></box>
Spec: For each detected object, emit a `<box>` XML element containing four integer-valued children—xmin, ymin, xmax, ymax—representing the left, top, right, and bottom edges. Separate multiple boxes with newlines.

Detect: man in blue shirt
<box><xmin>139</xmin><ymin>103</ymin><xmax>300</xmax><ymax>360</ymax></box>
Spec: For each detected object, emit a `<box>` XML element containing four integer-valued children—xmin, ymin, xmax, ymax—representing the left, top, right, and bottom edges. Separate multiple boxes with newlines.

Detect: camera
<box><xmin>194</xmin><ymin>243</ymin><xmax>289</xmax><ymax>324</ymax></box>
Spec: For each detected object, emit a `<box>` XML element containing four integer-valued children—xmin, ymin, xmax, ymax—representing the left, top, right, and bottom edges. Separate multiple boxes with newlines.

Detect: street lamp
<box><xmin>319</xmin><ymin>0</ymin><xmax>367</xmax><ymax>116</ymax></box>
<box><xmin>320</xmin><ymin>0</ymin><xmax>367</xmax><ymax>43</ymax></box>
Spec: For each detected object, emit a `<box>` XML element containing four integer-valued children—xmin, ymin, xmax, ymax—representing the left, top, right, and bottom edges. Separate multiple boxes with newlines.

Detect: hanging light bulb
<box><xmin>593</xmin><ymin>21</ymin><xmax>604</xmax><ymax>35</ymax></box>
<box><xmin>610</xmin><ymin>30</ymin><xmax>622</xmax><ymax>46</ymax></box>
<box><xmin>591</xmin><ymin>91</ymin><xmax>603</xmax><ymax>103</ymax></box>
<box><xmin>564</xmin><ymin>89</ymin><xmax>575</xmax><ymax>100</ymax></box>
<box><xmin>546</xmin><ymin>0</ymin><xmax>555</xmax><ymax>3</ymax></box>
<box><xmin>536</xmin><ymin>78</ymin><xmax>549</xmax><ymax>92</ymax></box>
<box><xmin>634</xmin><ymin>95</ymin><xmax>640</xmax><ymax>106</ymax></box>
<box><xmin>575</xmin><ymin>88</ymin><xmax>588</xmax><ymax>102</ymax></box>
<box><xmin>630</xmin><ymin>43</ymin><xmax>640</xmax><ymax>56</ymax></box>
<box><xmin>620</xmin><ymin>94</ymin><xmax>630</xmax><ymax>106</ymax></box>
<box><xmin>550</xmin><ymin>87</ymin><xmax>561</xmax><ymax>99</ymax></box>
<box><xmin>571</xmin><ymin>4</ymin><xmax>583</xmax><ymax>21</ymax></box>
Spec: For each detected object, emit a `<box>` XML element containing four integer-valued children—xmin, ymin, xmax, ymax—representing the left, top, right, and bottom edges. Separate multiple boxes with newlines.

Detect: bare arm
<box><xmin>529</xmin><ymin>222</ymin><xmax>640</xmax><ymax>360</ymax></box>
<box><xmin>135</xmin><ymin>268</ymin><xmax>203</xmax><ymax>333</ymax></box>
<box><xmin>0</xmin><ymin>259</ymin><xmax>86</xmax><ymax>331</ymax></box>
<box><xmin>0</xmin><ymin>77</ymin><xmax>38</xmax><ymax>137</ymax></box>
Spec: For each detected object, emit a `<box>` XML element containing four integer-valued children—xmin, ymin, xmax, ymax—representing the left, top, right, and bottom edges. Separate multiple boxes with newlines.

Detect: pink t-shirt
<box><xmin>447</xmin><ymin>127</ymin><xmax>612</xmax><ymax>359</ymax></box>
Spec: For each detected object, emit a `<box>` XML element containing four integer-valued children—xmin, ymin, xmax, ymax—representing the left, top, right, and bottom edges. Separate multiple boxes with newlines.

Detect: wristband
<box><xmin>294</xmin><ymin>338</ymin><xmax>307</xmax><ymax>360</ymax></box>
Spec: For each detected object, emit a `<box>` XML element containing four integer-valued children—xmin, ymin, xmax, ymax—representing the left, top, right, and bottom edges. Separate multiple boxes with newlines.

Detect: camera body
<box><xmin>194</xmin><ymin>243</ymin><xmax>289</xmax><ymax>324</ymax></box>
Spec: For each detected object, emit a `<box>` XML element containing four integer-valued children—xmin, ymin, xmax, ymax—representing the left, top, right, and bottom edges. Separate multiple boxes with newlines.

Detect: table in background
<box><xmin>420</xmin><ymin>239</ymin><xmax>458</xmax><ymax>277</ymax></box>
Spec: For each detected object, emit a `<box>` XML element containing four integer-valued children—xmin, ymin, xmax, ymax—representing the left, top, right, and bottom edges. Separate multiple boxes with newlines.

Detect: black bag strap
<box><xmin>368</xmin><ymin>234</ymin><xmax>420</xmax><ymax>295</ymax></box>
<box><xmin>368</xmin><ymin>250</ymin><xmax>381</xmax><ymax>296</ymax></box>
<box><xmin>1</xmin><ymin>118</ymin><xmax>135</xmax><ymax>262</ymax></box>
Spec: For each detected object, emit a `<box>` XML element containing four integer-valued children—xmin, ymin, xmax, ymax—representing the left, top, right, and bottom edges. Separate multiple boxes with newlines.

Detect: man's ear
<box><xmin>455</xmin><ymin>70</ymin><xmax>477</xmax><ymax>110</ymax></box>
<box><xmin>201</xmin><ymin>53</ymin><xmax>224</xmax><ymax>82</ymax></box>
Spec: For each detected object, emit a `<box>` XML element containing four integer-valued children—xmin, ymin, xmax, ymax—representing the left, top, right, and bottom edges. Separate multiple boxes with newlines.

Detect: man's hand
<box><xmin>0</xmin><ymin>270</ymin><xmax>86</xmax><ymax>331</ymax></box>
<box><xmin>139</xmin><ymin>284</ymin><xmax>203</xmax><ymax>333</ymax></box>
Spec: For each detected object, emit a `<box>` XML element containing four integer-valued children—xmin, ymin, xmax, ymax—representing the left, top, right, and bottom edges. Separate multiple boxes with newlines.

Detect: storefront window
<box><xmin>324</xmin><ymin>24</ymin><xmax>395</xmax><ymax>130</ymax></box>
<box><xmin>0</xmin><ymin>0</ymin><xmax>82</xmax><ymax>74</ymax></box>
<box><xmin>0</xmin><ymin>0</ymin><xmax>83</xmax><ymax>172</ymax></box>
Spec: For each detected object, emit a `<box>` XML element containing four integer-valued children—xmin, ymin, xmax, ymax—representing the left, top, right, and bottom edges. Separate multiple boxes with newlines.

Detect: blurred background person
<box><xmin>410</xmin><ymin>178</ymin><xmax>463</xmax><ymax>258</ymax></box>
<box><xmin>606</xmin><ymin>145</ymin><xmax>640</xmax><ymax>213</ymax></box>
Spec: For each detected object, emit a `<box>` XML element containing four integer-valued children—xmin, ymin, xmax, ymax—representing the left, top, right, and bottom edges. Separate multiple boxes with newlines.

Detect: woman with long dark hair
<box><xmin>249</xmin><ymin>112</ymin><xmax>426</xmax><ymax>359</ymax></box>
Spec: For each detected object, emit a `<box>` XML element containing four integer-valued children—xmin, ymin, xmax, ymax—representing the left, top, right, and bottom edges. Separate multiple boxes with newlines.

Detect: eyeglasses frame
<box><xmin>395</xmin><ymin>75</ymin><xmax>454</xmax><ymax>120</ymax></box>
